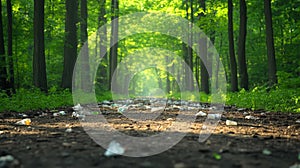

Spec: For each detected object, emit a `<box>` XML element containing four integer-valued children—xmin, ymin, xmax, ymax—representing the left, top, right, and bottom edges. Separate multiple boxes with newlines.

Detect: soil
<box><xmin>1</xmin><ymin>105</ymin><xmax>300</xmax><ymax>168</ymax></box>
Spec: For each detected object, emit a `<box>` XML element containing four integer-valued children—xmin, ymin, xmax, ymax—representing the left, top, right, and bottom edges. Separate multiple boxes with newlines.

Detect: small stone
<box><xmin>174</xmin><ymin>163</ymin><xmax>186</xmax><ymax>168</ymax></box>
<box><xmin>53</xmin><ymin>113</ymin><xmax>60</xmax><ymax>117</ymax></box>
<box><xmin>62</xmin><ymin>142</ymin><xmax>72</xmax><ymax>147</ymax></box>
<box><xmin>226</xmin><ymin>120</ymin><xmax>237</xmax><ymax>126</ymax></box>
<box><xmin>61</xmin><ymin>152</ymin><xmax>70</xmax><ymax>157</ymax></box>
<box><xmin>243</xmin><ymin>112</ymin><xmax>249</xmax><ymax>115</ymax></box>
<box><xmin>205</xmin><ymin>140</ymin><xmax>211</xmax><ymax>145</ymax></box>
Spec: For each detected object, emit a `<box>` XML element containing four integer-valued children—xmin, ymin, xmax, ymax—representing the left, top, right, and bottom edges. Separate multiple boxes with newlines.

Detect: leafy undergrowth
<box><xmin>0</xmin><ymin>88</ymin><xmax>73</xmax><ymax>112</ymax></box>
<box><xmin>226</xmin><ymin>87</ymin><xmax>300</xmax><ymax>113</ymax></box>
<box><xmin>0</xmin><ymin>87</ymin><xmax>298</xmax><ymax>113</ymax></box>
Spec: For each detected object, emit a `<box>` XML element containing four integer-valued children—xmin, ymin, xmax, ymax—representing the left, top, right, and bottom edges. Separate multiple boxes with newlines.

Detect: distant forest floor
<box><xmin>0</xmin><ymin>105</ymin><xmax>300</xmax><ymax>168</ymax></box>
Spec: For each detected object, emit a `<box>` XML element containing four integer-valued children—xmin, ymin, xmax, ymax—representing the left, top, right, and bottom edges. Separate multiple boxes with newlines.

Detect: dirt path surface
<box><xmin>1</xmin><ymin>103</ymin><xmax>300</xmax><ymax>168</ymax></box>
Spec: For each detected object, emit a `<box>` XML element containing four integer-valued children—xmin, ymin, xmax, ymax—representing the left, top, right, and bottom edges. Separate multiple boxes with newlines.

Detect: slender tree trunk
<box><xmin>80</xmin><ymin>0</ymin><xmax>90</xmax><ymax>92</ymax></box>
<box><xmin>186</xmin><ymin>0</ymin><xmax>194</xmax><ymax>91</ymax></box>
<box><xmin>33</xmin><ymin>0</ymin><xmax>47</xmax><ymax>92</ymax></box>
<box><xmin>109</xmin><ymin>0</ymin><xmax>119</xmax><ymax>91</ymax></box>
<box><xmin>215</xmin><ymin>33</ymin><xmax>223</xmax><ymax>89</ymax></box>
<box><xmin>199</xmin><ymin>0</ymin><xmax>209</xmax><ymax>94</ymax></box>
<box><xmin>6</xmin><ymin>0</ymin><xmax>14</xmax><ymax>94</ymax></box>
<box><xmin>62</xmin><ymin>0</ymin><xmax>78</xmax><ymax>89</ymax></box>
<box><xmin>237</xmin><ymin>0</ymin><xmax>249</xmax><ymax>90</ymax></box>
<box><xmin>98</xmin><ymin>0</ymin><xmax>108</xmax><ymax>90</ymax></box>
<box><xmin>264</xmin><ymin>0</ymin><xmax>277</xmax><ymax>86</ymax></box>
<box><xmin>0</xmin><ymin>0</ymin><xmax>8</xmax><ymax>92</ymax></box>
<box><xmin>228</xmin><ymin>0</ymin><xmax>238</xmax><ymax>92</ymax></box>
<box><xmin>166</xmin><ymin>56</ymin><xmax>170</xmax><ymax>94</ymax></box>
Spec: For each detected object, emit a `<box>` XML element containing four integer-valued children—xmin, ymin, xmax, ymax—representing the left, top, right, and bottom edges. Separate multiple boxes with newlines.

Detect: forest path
<box><xmin>0</xmin><ymin>104</ymin><xmax>300</xmax><ymax>168</ymax></box>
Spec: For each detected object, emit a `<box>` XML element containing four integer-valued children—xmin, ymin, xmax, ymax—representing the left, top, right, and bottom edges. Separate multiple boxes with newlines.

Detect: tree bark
<box><xmin>199</xmin><ymin>0</ymin><xmax>209</xmax><ymax>94</ymax></box>
<box><xmin>98</xmin><ymin>0</ymin><xmax>108</xmax><ymax>90</ymax></box>
<box><xmin>109</xmin><ymin>0</ymin><xmax>119</xmax><ymax>91</ymax></box>
<box><xmin>0</xmin><ymin>0</ymin><xmax>8</xmax><ymax>92</ymax></box>
<box><xmin>7</xmin><ymin>0</ymin><xmax>14</xmax><ymax>94</ymax></box>
<box><xmin>228</xmin><ymin>0</ymin><xmax>238</xmax><ymax>92</ymax></box>
<box><xmin>264</xmin><ymin>0</ymin><xmax>277</xmax><ymax>86</ymax></box>
<box><xmin>237</xmin><ymin>0</ymin><xmax>249</xmax><ymax>90</ymax></box>
<box><xmin>33</xmin><ymin>0</ymin><xmax>48</xmax><ymax>92</ymax></box>
<box><xmin>62</xmin><ymin>0</ymin><xmax>78</xmax><ymax>89</ymax></box>
<box><xmin>80</xmin><ymin>0</ymin><xmax>90</xmax><ymax>92</ymax></box>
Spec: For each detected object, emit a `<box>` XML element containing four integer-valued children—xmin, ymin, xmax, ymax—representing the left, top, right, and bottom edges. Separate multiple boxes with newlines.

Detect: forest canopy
<box><xmin>0</xmin><ymin>0</ymin><xmax>299</xmax><ymax>112</ymax></box>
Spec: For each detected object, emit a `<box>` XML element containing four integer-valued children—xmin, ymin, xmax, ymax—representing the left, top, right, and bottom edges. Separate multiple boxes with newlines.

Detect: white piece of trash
<box><xmin>226</xmin><ymin>120</ymin><xmax>238</xmax><ymax>126</ymax></box>
<box><xmin>73</xmin><ymin>104</ymin><xmax>83</xmax><ymax>111</ymax></box>
<box><xmin>207</xmin><ymin>114</ymin><xmax>221</xmax><ymax>120</ymax></box>
<box><xmin>104</xmin><ymin>141</ymin><xmax>125</xmax><ymax>157</ymax></box>
<box><xmin>65</xmin><ymin>128</ymin><xmax>72</xmax><ymax>133</ymax></box>
<box><xmin>195</xmin><ymin>111</ymin><xmax>207</xmax><ymax>117</ymax></box>
<box><xmin>245</xmin><ymin>115</ymin><xmax>259</xmax><ymax>120</ymax></box>
<box><xmin>290</xmin><ymin>164</ymin><xmax>300</xmax><ymax>168</ymax></box>
<box><xmin>15</xmin><ymin>118</ymin><xmax>31</xmax><ymax>126</ymax></box>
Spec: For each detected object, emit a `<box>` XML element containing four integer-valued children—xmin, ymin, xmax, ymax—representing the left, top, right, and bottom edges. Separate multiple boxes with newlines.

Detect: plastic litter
<box><xmin>195</xmin><ymin>111</ymin><xmax>207</xmax><ymax>117</ymax></box>
<box><xmin>102</xmin><ymin>100</ymin><xmax>111</xmax><ymax>104</ymax></box>
<box><xmin>65</xmin><ymin>128</ymin><xmax>72</xmax><ymax>133</ymax></box>
<box><xmin>226</xmin><ymin>120</ymin><xmax>237</xmax><ymax>126</ymax></box>
<box><xmin>72</xmin><ymin>112</ymin><xmax>85</xmax><ymax>120</ymax></box>
<box><xmin>104</xmin><ymin>140</ymin><xmax>125</xmax><ymax>157</ymax></box>
<box><xmin>73</xmin><ymin>104</ymin><xmax>83</xmax><ymax>111</ymax></box>
<box><xmin>290</xmin><ymin>164</ymin><xmax>300</xmax><ymax>168</ymax></box>
<box><xmin>15</xmin><ymin>118</ymin><xmax>31</xmax><ymax>126</ymax></box>
<box><xmin>245</xmin><ymin>115</ymin><xmax>259</xmax><ymax>120</ymax></box>
<box><xmin>296</xmin><ymin>120</ymin><xmax>300</xmax><ymax>124</ymax></box>
<box><xmin>0</xmin><ymin>155</ymin><xmax>19</xmax><ymax>167</ymax></box>
<box><xmin>53</xmin><ymin>111</ymin><xmax>66</xmax><ymax>117</ymax></box>
<box><xmin>262</xmin><ymin>149</ymin><xmax>272</xmax><ymax>155</ymax></box>
<box><xmin>59</xmin><ymin>111</ymin><xmax>66</xmax><ymax>115</ymax></box>
<box><xmin>207</xmin><ymin>114</ymin><xmax>221</xmax><ymax>120</ymax></box>
<box><xmin>118</xmin><ymin>106</ymin><xmax>128</xmax><ymax>113</ymax></box>
<box><xmin>18</xmin><ymin>113</ymin><xmax>28</xmax><ymax>118</ymax></box>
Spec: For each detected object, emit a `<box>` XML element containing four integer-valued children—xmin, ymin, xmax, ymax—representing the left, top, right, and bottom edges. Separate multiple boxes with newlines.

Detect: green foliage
<box><xmin>226</xmin><ymin>87</ymin><xmax>300</xmax><ymax>113</ymax></box>
<box><xmin>0</xmin><ymin>88</ymin><xmax>73</xmax><ymax>112</ymax></box>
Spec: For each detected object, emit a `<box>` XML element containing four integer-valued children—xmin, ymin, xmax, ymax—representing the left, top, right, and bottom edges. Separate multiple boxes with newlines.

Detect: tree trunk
<box><xmin>166</xmin><ymin>56</ymin><xmax>170</xmax><ymax>94</ymax></box>
<box><xmin>62</xmin><ymin>0</ymin><xmax>78</xmax><ymax>89</ymax></box>
<box><xmin>109</xmin><ymin>0</ymin><xmax>119</xmax><ymax>91</ymax></box>
<box><xmin>0</xmin><ymin>0</ymin><xmax>8</xmax><ymax>92</ymax></box>
<box><xmin>237</xmin><ymin>0</ymin><xmax>249</xmax><ymax>90</ymax></box>
<box><xmin>228</xmin><ymin>0</ymin><xmax>238</xmax><ymax>92</ymax></box>
<box><xmin>80</xmin><ymin>0</ymin><xmax>90</xmax><ymax>92</ymax></box>
<box><xmin>33</xmin><ymin>0</ymin><xmax>47</xmax><ymax>92</ymax></box>
<box><xmin>199</xmin><ymin>0</ymin><xmax>209</xmax><ymax>94</ymax></box>
<box><xmin>183</xmin><ymin>0</ymin><xmax>194</xmax><ymax>91</ymax></box>
<box><xmin>98</xmin><ymin>0</ymin><xmax>108</xmax><ymax>90</ymax></box>
<box><xmin>264</xmin><ymin>0</ymin><xmax>277</xmax><ymax>86</ymax></box>
<box><xmin>7</xmin><ymin>0</ymin><xmax>14</xmax><ymax>94</ymax></box>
